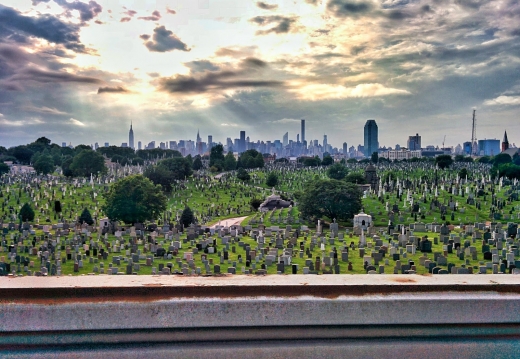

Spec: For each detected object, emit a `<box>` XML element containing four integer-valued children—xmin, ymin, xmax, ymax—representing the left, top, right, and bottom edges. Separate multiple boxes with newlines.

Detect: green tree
<box><xmin>237</xmin><ymin>167</ymin><xmax>250</xmax><ymax>181</ymax></box>
<box><xmin>33</xmin><ymin>154</ymin><xmax>55</xmax><ymax>175</ymax></box>
<box><xmin>435</xmin><ymin>154</ymin><xmax>453</xmax><ymax>169</ymax></box>
<box><xmin>250</xmin><ymin>198</ymin><xmax>262</xmax><ymax>210</ymax></box>
<box><xmin>132</xmin><ymin>157</ymin><xmax>144</xmax><ymax>166</ymax></box>
<box><xmin>209</xmin><ymin>144</ymin><xmax>225</xmax><ymax>170</ymax></box>
<box><xmin>180</xmin><ymin>206</ymin><xmax>195</xmax><ymax>228</ymax></box>
<box><xmin>19</xmin><ymin>203</ymin><xmax>35</xmax><ymax>222</ymax></box>
<box><xmin>459</xmin><ymin>168</ymin><xmax>468</xmax><ymax>179</ymax></box>
<box><xmin>224</xmin><ymin>151</ymin><xmax>237</xmax><ymax>171</ymax></box>
<box><xmin>478</xmin><ymin>156</ymin><xmax>491</xmax><ymax>164</ymax></box>
<box><xmin>322</xmin><ymin>155</ymin><xmax>334</xmax><ymax>166</ymax></box>
<box><xmin>143</xmin><ymin>165</ymin><xmax>176</xmax><ymax>192</ymax></box>
<box><xmin>238</xmin><ymin>149</ymin><xmax>264</xmax><ymax>169</ymax></box>
<box><xmin>371</xmin><ymin>152</ymin><xmax>378</xmax><ymax>163</ymax></box>
<box><xmin>326</xmin><ymin>163</ymin><xmax>348</xmax><ymax>180</ymax></box>
<box><xmin>299</xmin><ymin>179</ymin><xmax>362</xmax><ymax>222</ymax></box>
<box><xmin>61</xmin><ymin>155</ymin><xmax>74</xmax><ymax>177</ymax></box>
<box><xmin>78</xmin><ymin>208</ymin><xmax>94</xmax><ymax>225</ymax></box>
<box><xmin>0</xmin><ymin>162</ymin><xmax>9</xmax><ymax>176</ymax></box>
<box><xmin>10</xmin><ymin>146</ymin><xmax>34</xmax><ymax>164</ymax></box>
<box><xmin>303</xmin><ymin>157</ymin><xmax>320</xmax><ymax>167</ymax></box>
<box><xmin>192</xmin><ymin>155</ymin><xmax>203</xmax><ymax>170</ymax></box>
<box><xmin>493</xmin><ymin>153</ymin><xmax>512</xmax><ymax>166</ymax></box>
<box><xmin>345</xmin><ymin>172</ymin><xmax>366</xmax><ymax>184</ymax></box>
<box><xmin>103</xmin><ymin>175</ymin><xmax>167</xmax><ymax>224</ymax></box>
<box><xmin>347</xmin><ymin>158</ymin><xmax>358</xmax><ymax>163</ymax></box>
<box><xmin>266</xmin><ymin>172</ymin><xmax>279</xmax><ymax>187</ymax></box>
<box><xmin>158</xmin><ymin>157</ymin><xmax>193</xmax><ymax>180</ymax></box>
<box><xmin>70</xmin><ymin>150</ymin><xmax>107</xmax><ymax>177</ymax></box>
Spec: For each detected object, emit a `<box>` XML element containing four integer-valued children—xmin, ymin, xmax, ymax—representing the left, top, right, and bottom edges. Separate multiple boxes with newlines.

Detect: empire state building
<box><xmin>129</xmin><ymin>122</ymin><xmax>134</xmax><ymax>149</ymax></box>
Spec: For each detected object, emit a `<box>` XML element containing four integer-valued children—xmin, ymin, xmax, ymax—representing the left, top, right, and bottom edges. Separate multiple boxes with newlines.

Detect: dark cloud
<box><xmin>141</xmin><ymin>26</ymin><xmax>190</xmax><ymax>52</ymax></box>
<box><xmin>139</xmin><ymin>34</ymin><xmax>150</xmax><ymax>40</ymax></box>
<box><xmin>327</xmin><ymin>0</ymin><xmax>374</xmax><ymax>17</ymax></box>
<box><xmin>160</xmin><ymin>73</ymin><xmax>283</xmax><ymax>93</ymax></box>
<box><xmin>249</xmin><ymin>15</ymin><xmax>298</xmax><ymax>35</ymax></box>
<box><xmin>8</xmin><ymin>67</ymin><xmax>101</xmax><ymax>85</ymax></box>
<box><xmin>0</xmin><ymin>5</ymin><xmax>85</xmax><ymax>52</ymax></box>
<box><xmin>159</xmin><ymin>58</ymin><xmax>282</xmax><ymax>94</ymax></box>
<box><xmin>455</xmin><ymin>0</ymin><xmax>487</xmax><ymax>10</ymax></box>
<box><xmin>138</xmin><ymin>10</ymin><xmax>161</xmax><ymax>21</ymax></box>
<box><xmin>97</xmin><ymin>86</ymin><xmax>128</xmax><ymax>94</ymax></box>
<box><xmin>54</xmin><ymin>0</ymin><xmax>103</xmax><ymax>22</ymax></box>
<box><xmin>166</xmin><ymin>8</ymin><xmax>177</xmax><ymax>15</ymax></box>
<box><xmin>184</xmin><ymin>60</ymin><xmax>220</xmax><ymax>73</ymax></box>
<box><xmin>257</xmin><ymin>2</ymin><xmax>278</xmax><ymax>10</ymax></box>
<box><xmin>120</xmin><ymin>17</ymin><xmax>131</xmax><ymax>22</ymax></box>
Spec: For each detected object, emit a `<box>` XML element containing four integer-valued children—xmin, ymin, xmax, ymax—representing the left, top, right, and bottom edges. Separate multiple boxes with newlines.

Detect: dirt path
<box><xmin>209</xmin><ymin>216</ymin><xmax>249</xmax><ymax>228</ymax></box>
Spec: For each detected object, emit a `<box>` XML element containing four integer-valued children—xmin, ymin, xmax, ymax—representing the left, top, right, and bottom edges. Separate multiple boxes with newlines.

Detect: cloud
<box><xmin>120</xmin><ymin>17</ymin><xmax>131</xmax><ymax>22</ymax></box>
<box><xmin>166</xmin><ymin>8</ymin><xmax>177</xmax><ymax>15</ymax></box>
<box><xmin>184</xmin><ymin>60</ymin><xmax>220</xmax><ymax>73</ymax></box>
<box><xmin>271</xmin><ymin>118</ymin><xmax>301</xmax><ymax>124</ymax></box>
<box><xmin>289</xmin><ymin>83</ymin><xmax>410</xmax><ymax>100</ymax></box>
<box><xmin>20</xmin><ymin>105</ymin><xmax>69</xmax><ymax>115</ymax></box>
<box><xmin>214</xmin><ymin>46</ymin><xmax>258</xmax><ymax>58</ymax></box>
<box><xmin>0</xmin><ymin>4</ymin><xmax>85</xmax><ymax>52</ymax></box>
<box><xmin>158</xmin><ymin>59</ymin><xmax>283</xmax><ymax>94</ymax></box>
<box><xmin>54</xmin><ymin>0</ymin><xmax>102</xmax><ymax>22</ymax></box>
<box><xmin>97</xmin><ymin>86</ymin><xmax>128</xmax><ymax>94</ymax></box>
<box><xmin>138</xmin><ymin>10</ymin><xmax>161</xmax><ymax>21</ymax></box>
<box><xmin>69</xmin><ymin>118</ymin><xmax>85</xmax><ymax>126</ymax></box>
<box><xmin>257</xmin><ymin>2</ymin><xmax>278</xmax><ymax>10</ymax></box>
<box><xmin>220</xmin><ymin>123</ymin><xmax>238</xmax><ymax>127</ymax></box>
<box><xmin>249</xmin><ymin>15</ymin><xmax>299</xmax><ymax>35</ymax></box>
<box><xmin>326</xmin><ymin>0</ymin><xmax>374</xmax><ymax>17</ymax></box>
<box><xmin>484</xmin><ymin>96</ymin><xmax>520</xmax><ymax>106</ymax></box>
<box><xmin>141</xmin><ymin>26</ymin><xmax>190</xmax><ymax>52</ymax></box>
<box><xmin>7</xmin><ymin>67</ymin><xmax>102</xmax><ymax>85</ymax></box>
<box><xmin>124</xmin><ymin>9</ymin><xmax>137</xmax><ymax>17</ymax></box>
<box><xmin>0</xmin><ymin>116</ymin><xmax>44</xmax><ymax>126</ymax></box>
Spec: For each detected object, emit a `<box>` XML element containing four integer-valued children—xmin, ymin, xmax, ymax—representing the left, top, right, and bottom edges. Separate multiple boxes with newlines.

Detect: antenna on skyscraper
<box><xmin>471</xmin><ymin>109</ymin><xmax>477</xmax><ymax>156</ymax></box>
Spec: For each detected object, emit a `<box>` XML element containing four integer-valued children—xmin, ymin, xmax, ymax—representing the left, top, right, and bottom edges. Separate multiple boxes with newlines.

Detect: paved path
<box><xmin>209</xmin><ymin>216</ymin><xmax>249</xmax><ymax>228</ymax></box>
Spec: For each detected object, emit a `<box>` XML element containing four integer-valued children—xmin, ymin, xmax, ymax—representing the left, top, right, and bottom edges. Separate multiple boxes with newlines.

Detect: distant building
<box><xmin>129</xmin><ymin>122</ymin><xmax>134</xmax><ymax>149</ymax></box>
<box><xmin>138</xmin><ymin>141</ymin><xmax>142</xmax><ymax>150</ymax></box>
<box><xmin>380</xmin><ymin>149</ymin><xmax>422</xmax><ymax>161</ymax></box>
<box><xmin>121</xmin><ymin>143</ymin><xmax>128</xmax><ymax>148</ymax></box>
<box><xmin>407</xmin><ymin>133</ymin><xmax>421</xmax><ymax>150</ymax></box>
<box><xmin>502</xmin><ymin>131</ymin><xmax>509</xmax><ymax>152</ymax></box>
<box><xmin>463</xmin><ymin>142</ymin><xmax>472</xmax><ymax>155</ymax></box>
<box><xmin>301</xmin><ymin>119</ymin><xmax>305</xmax><ymax>144</ymax></box>
<box><xmin>238</xmin><ymin>131</ymin><xmax>246</xmax><ymax>153</ymax></box>
<box><xmin>208</xmin><ymin>135</ymin><xmax>213</xmax><ymax>148</ymax></box>
<box><xmin>104</xmin><ymin>142</ymin><xmax>109</xmax><ymax>147</ymax></box>
<box><xmin>343</xmin><ymin>142</ymin><xmax>348</xmax><ymax>155</ymax></box>
<box><xmin>283</xmin><ymin>132</ymin><xmax>288</xmax><ymax>147</ymax></box>
<box><xmin>364</xmin><ymin>119</ymin><xmax>378</xmax><ymax>157</ymax></box>
<box><xmin>478</xmin><ymin>139</ymin><xmax>500</xmax><ymax>156</ymax></box>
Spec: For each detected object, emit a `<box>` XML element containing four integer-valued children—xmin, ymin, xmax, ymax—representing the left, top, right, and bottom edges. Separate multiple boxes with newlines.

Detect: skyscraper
<box><xmin>364</xmin><ymin>119</ymin><xmax>378</xmax><ymax>157</ymax></box>
<box><xmin>129</xmin><ymin>122</ymin><xmax>134</xmax><ymax>149</ymax></box>
<box><xmin>343</xmin><ymin>142</ymin><xmax>348</xmax><ymax>155</ymax></box>
<box><xmin>196</xmin><ymin>129</ymin><xmax>201</xmax><ymax>144</ymax></box>
<box><xmin>407</xmin><ymin>133</ymin><xmax>421</xmax><ymax>150</ymax></box>
<box><xmin>323</xmin><ymin>135</ymin><xmax>328</xmax><ymax>153</ymax></box>
<box><xmin>301</xmin><ymin>119</ymin><xmax>305</xmax><ymax>144</ymax></box>
<box><xmin>240</xmin><ymin>131</ymin><xmax>246</xmax><ymax>153</ymax></box>
<box><xmin>283</xmin><ymin>132</ymin><xmax>288</xmax><ymax>147</ymax></box>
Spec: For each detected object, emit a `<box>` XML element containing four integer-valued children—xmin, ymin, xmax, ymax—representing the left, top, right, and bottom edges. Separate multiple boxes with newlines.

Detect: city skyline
<box><xmin>0</xmin><ymin>0</ymin><xmax>519</xmax><ymax>149</ymax></box>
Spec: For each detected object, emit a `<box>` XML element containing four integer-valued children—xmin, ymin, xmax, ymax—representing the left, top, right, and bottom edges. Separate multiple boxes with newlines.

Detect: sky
<box><xmin>0</xmin><ymin>0</ymin><xmax>519</xmax><ymax>150</ymax></box>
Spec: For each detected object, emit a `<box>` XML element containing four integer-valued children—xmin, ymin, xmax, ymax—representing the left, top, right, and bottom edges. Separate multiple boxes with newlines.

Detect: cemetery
<box><xmin>0</xmin><ymin>160</ymin><xmax>519</xmax><ymax>277</ymax></box>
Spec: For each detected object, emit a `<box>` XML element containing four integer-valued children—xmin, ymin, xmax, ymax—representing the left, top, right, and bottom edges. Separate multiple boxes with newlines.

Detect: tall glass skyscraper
<box><xmin>364</xmin><ymin>119</ymin><xmax>378</xmax><ymax>157</ymax></box>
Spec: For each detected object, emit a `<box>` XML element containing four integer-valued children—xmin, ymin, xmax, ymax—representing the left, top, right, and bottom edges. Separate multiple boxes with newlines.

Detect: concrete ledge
<box><xmin>2</xmin><ymin>275</ymin><xmax>520</xmax><ymax>358</ymax></box>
